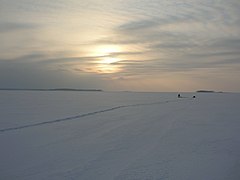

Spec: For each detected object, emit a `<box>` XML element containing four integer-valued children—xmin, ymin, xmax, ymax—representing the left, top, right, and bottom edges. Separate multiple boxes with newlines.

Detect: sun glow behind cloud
<box><xmin>80</xmin><ymin>44</ymin><xmax>124</xmax><ymax>74</ymax></box>
<box><xmin>93</xmin><ymin>45</ymin><xmax>122</xmax><ymax>56</ymax></box>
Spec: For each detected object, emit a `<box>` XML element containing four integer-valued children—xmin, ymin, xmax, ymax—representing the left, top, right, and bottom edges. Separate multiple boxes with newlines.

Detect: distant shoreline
<box><xmin>0</xmin><ymin>88</ymin><xmax>103</xmax><ymax>92</ymax></box>
<box><xmin>196</xmin><ymin>90</ymin><xmax>223</xmax><ymax>93</ymax></box>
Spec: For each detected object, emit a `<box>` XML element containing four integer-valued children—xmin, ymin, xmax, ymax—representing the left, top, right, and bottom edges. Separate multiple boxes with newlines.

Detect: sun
<box><xmin>100</xmin><ymin>57</ymin><xmax>120</xmax><ymax>64</ymax></box>
<box><xmin>90</xmin><ymin>45</ymin><xmax>123</xmax><ymax>74</ymax></box>
<box><xmin>95</xmin><ymin>45</ymin><xmax>121</xmax><ymax>56</ymax></box>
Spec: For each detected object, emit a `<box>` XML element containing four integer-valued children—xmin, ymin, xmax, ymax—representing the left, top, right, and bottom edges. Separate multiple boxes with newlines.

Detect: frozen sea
<box><xmin>0</xmin><ymin>91</ymin><xmax>240</xmax><ymax>180</ymax></box>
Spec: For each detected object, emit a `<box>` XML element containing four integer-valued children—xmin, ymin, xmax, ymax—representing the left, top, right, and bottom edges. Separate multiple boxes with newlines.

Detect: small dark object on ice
<box><xmin>178</xmin><ymin>94</ymin><xmax>181</xmax><ymax>98</ymax></box>
<box><xmin>193</xmin><ymin>95</ymin><xmax>196</xmax><ymax>98</ymax></box>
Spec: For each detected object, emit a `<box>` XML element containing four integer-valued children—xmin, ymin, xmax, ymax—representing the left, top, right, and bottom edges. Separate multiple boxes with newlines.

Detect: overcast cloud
<box><xmin>0</xmin><ymin>0</ymin><xmax>240</xmax><ymax>91</ymax></box>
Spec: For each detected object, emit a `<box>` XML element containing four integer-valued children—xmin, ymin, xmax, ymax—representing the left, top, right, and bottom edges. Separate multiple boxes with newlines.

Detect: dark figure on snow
<box><xmin>193</xmin><ymin>95</ymin><xmax>196</xmax><ymax>98</ymax></box>
<box><xmin>178</xmin><ymin>94</ymin><xmax>181</xmax><ymax>98</ymax></box>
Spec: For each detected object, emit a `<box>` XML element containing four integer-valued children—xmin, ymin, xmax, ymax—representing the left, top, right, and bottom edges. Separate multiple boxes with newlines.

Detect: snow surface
<box><xmin>0</xmin><ymin>91</ymin><xmax>240</xmax><ymax>180</ymax></box>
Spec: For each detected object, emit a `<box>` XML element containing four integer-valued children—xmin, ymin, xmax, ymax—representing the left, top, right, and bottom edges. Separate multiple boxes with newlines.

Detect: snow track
<box><xmin>0</xmin><ymin>98</ymin><xmax>190</xmax><ymax>133</ymax></box>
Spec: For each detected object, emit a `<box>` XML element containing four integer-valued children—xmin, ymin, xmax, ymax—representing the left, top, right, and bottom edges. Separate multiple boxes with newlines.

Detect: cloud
<box><xmin>0</xmin><ymin>22</ymin><xmax>38</xmax><ymax>33</ymax></box>
<box><xmin>0</xmin><ymin>55</ymin><xmax>105</xmax><ymax>89</ymax></box>
<box><xmin>117</xmin><ymin>19</ymin><xmax>160</xmax><ymax>32</ymax></box>
<box><xmin>96</xmin><ymin>1</ymin><xmax>240</xmax><ymax>78</ymax></box>
<box><xmin>149</xmin><ymin>42</ymin><xmax>198</xmax><ymax>49</ymax></box>
<box><xmin>212</xmin><ymin>38</ymin><xmax>240</xmax><ymax>50</ymax></box>
<box><xmin>0</xmin><ymin>0</ymin><xmax>240</xmax><ymax>91</ymax></box>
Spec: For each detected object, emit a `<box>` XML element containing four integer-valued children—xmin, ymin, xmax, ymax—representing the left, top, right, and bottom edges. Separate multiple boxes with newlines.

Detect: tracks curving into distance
<box><xmin>0</xmin><ymin>98</ymin><xmax>191</xmax><ymax>133</ymax></box>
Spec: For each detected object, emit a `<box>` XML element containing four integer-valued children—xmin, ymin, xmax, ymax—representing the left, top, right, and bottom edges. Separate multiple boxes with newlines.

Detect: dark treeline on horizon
<box><xmin>0</xmin><ymin>88</ymin><xmax>103</xmax><ymax>92</ymax></box>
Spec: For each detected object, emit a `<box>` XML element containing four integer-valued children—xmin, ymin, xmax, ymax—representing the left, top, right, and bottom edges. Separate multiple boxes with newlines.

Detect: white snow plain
<box><xmin>0</xmin><ymin>91</ymin><xmax>240</xmax><ymax>180</ymax></box>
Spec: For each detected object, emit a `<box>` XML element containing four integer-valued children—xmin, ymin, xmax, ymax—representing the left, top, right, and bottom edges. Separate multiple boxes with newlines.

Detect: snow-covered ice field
<box><xmin>0</xmin><ymin>91</ymin><xmax>240</xmax><ymax>180</ymax></box>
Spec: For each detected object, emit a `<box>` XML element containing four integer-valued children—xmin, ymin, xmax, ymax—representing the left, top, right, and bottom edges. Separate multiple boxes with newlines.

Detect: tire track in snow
<box><xmin>0</xmin><ymin>99</ymin><xmax>191</xmax><ymax>133</ymax></box>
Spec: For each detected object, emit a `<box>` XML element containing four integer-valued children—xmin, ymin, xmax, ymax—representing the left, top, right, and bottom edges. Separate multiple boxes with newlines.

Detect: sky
<box><xmin>0</xmin><ymin>0</ymin><xmax>240</xmax><ymax>92</ymax></box>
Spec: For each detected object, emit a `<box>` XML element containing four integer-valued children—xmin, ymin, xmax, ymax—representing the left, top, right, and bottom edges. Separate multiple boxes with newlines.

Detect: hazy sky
<box><xmin>1</xmin><ymin>0</ymin><xmax>240</xmax><ymax>91</ymax></box>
